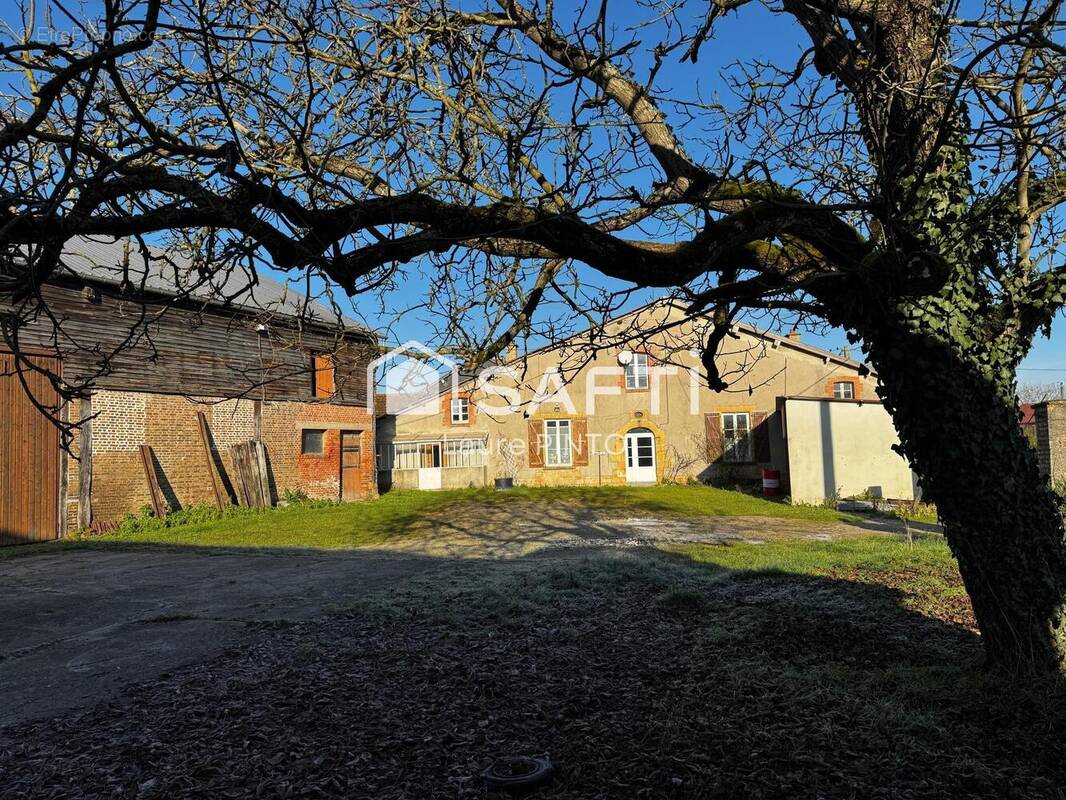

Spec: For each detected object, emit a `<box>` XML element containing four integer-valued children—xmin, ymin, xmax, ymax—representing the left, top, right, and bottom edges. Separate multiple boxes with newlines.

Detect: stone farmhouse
<box><xmin>0</xmin><ymin>238</ymin><xmax>377</xmax><ymax>545</ymax></box>
<box><xmin>376</xmin><ymin>301</ymin><xmax>918</xmax><ymax>503</ymax></box>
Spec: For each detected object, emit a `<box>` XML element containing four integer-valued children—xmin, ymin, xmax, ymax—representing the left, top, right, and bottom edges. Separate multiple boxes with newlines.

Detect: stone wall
<box><xmin>1034</xmin><ymin>400</ymin><xmax>1066</xmax><ymax>483</ymax></box>
<box><xmin>69</xmin><ymin>391</ymin><xmax>376</xmax><ymax>525</ymax></box>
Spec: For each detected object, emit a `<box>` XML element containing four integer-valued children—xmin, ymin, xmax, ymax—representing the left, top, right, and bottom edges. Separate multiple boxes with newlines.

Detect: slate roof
<box><xmin>55</xmin><ymin>236</ymin><xmax>366</xmax><ymax>333</ymax></box>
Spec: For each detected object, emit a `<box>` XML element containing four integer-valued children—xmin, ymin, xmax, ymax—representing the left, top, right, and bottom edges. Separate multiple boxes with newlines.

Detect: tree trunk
<box><xmin>867</xmin><ymin>328</ymin><xmax>1066</xmax><ymax>674</ymax></box>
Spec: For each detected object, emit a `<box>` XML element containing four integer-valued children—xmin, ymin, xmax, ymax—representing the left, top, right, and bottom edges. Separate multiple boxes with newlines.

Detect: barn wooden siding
<box><xmin>16</xmin><ymin>282</ymin><xmax>375</xmax><ymax>405</ymax></box>
<box><xmin>0</xmin><ymin>351</ymin><xmax>62</xmax><ymax>544</ymax></box>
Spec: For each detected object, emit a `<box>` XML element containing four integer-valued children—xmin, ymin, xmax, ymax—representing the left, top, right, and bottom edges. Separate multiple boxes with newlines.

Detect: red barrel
<box><xmin>762</xmin><ymin>468</ymin><xmax>782</xmax><ymax>497</ymax></box>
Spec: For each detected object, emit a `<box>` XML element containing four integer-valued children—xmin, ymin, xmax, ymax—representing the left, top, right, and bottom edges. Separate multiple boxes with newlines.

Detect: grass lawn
<box><xmin>5</xmin><ymin>534</ymin><xmax>1065</xmax><ymax>799</ymax></box>
<box><xmin>1</xmin><ymin>484</ymin><xmax>850</xmax><ymax>556</ymax></box>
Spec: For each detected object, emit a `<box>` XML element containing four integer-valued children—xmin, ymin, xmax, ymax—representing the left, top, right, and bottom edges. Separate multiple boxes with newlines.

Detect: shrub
<box><xmin>1052</xmin><ymin>476</ymin><xmax>1066</xmax><ymax>508</ymax></box>
<box><xmin>281</xmin><ymin>488</ymin><xmax>312</xmax><ymax>505</ymax></box>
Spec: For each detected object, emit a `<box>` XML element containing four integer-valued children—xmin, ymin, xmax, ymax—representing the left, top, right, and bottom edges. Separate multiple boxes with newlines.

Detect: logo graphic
<box><xmin>367</xmin><ymin>341</ymin><xmax>459</xmax><ymax>416</ymax></box>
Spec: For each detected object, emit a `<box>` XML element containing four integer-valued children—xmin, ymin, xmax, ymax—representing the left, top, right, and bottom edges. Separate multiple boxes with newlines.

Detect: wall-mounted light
<box><xmin>255</xmin><ymin>324</ymin><xmax>269</xmax><ymax>337</ymax></box>
<box><xmin>634</xmin><ymin>411</ymin><xmax>644</xmax><ymax>419</ymax></box>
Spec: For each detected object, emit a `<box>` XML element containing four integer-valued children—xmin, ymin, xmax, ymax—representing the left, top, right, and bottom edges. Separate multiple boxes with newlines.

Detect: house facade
<box><xmin>0</xmin><ymin>238</ymin><xmax>377</xmax><ymax>545</ymax></box>
<box><xmin>376</xmin><ymin>302</ymin><xmax>913</xmax><ymax>500</ymax></box>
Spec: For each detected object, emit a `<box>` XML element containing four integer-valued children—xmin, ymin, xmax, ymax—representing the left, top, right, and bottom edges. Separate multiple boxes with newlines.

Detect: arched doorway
<box><xmin>624</xmin><ymin>427</ymin><xmax>657</xmax><ymax>484</ymax></box>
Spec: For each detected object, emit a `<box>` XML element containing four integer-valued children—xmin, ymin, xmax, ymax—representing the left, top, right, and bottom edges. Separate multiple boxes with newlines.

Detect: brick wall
<box><xmin>1035</xmin><ymin>400</ymin><xmax>1066</xmax><ymax>482</ymax></box>
<box><xmin>263</xmin><ymin>401</ymin><xmax>376</xmax><ymax>501</ymax></box>
<box><xmin>72</xmin><ymin>391</ymin><xmax>376</xmax><ymax>525</ymax></box>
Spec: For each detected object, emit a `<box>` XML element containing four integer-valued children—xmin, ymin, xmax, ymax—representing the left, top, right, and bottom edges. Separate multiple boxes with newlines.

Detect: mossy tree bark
<box><xmin>866</xmin><ymin>321</ymin><xmax>1066</xmax><ymax>673</ymax></box>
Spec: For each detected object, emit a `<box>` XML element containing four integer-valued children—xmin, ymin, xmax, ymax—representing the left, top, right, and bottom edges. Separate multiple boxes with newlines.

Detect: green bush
<box><xmin>1052</xmin><ymin>476</ymin><xmax>1066</xmax><ymax>508</ymax></box>
<box><xmin>281</xmin><ymin>488</ymin><xmax>312</xmax><ymax>505</ymax></box>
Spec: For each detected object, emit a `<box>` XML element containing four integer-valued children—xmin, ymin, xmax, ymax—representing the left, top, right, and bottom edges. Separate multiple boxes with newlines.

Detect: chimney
<box><xmin>505</xmin><ymin>343</ymin><xmax>519</xmax><ymax>361</ymax></box>
<box><xmin>786</xmin><ymin>328</ymin><xmax>801</xmax><ymax>342</ymax></box>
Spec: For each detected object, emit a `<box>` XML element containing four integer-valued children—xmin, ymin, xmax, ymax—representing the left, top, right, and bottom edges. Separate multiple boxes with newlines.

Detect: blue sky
<box><xmin>348</xmin><ymin>1</ymin><xmax>1065</xmax><ymax>382</ymax></box>
<box><xmin>4</xmin><ymin>0</ymin><xmax>1062</xmax><ymax>381</ymax></box>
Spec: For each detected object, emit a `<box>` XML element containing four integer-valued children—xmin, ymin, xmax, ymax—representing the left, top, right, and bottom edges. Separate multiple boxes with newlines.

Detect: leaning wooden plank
<box><xmin>196</xmin><ymin>411</ymin><xmax>227</xmax><ymax>510</ymax></box>
<box><xmin>77</xmin><ymin>395</ymin><xmax>93</xmax><ymax>530</ymax></box>
<box><xmin>231</xmin><ymin>443</ymin><xmax>251</xmax><ymax>507</ymax></box>
<box><xmin>254</xmin><ymin>441</ymin><xmax>272</xmax><ymax>507</ymax></box>
<box><xmin>138</xmin><ymin>444</ymin><xmax>166</xmax><ymax>519</ymax></box>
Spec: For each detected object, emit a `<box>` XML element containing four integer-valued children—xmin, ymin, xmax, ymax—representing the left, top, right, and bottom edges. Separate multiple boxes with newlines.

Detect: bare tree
<box><xmin>1019</xmin><ymin>381</ymin><xmax>1066</xmax><ymax>403</ymax></box>
<box><xmin>1</xmin><ymin>0</ymin><xmax>1065</xmax><ymax>672</ymax></box>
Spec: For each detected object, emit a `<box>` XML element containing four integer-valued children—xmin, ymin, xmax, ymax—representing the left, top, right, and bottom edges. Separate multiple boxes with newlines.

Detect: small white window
<box><xmin>544</xmin><ymin>419</ymin><xmax>573</xmax><ymax>467</ymax></box>
<box><xmin>721</xmin><ymin>413</ymin><xmax>752</xmax><ymax>463</ymax></box>
<box><xmin>450</xmin><ymin>397</ymin><xmax>470</xmax><ymax>424</ymax></box>
<box><xmin>625</xmin><ymin>352</ymin><xmax>650</xmax><ymax>390</ymax></box>
<box><xmin>833</xmin><ymin>381</ymin><xmax>855</xmax><ymax>400</ymax></box>
<box><xmin>444</xmin><ymin>439</ymin><xmax>486</xmax><ymax>468</ymax></box>
<box><xmin>392</xmin><ymin>442</ymin><xmax>421</xmax><ymax>471</ymax></box>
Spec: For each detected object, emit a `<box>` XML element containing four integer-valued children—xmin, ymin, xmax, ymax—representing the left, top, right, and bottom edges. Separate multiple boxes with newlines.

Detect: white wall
<box><xmin>784</xmin><ymin>398</ymin><xmax>916</xmax><ymax>503</ymax></box>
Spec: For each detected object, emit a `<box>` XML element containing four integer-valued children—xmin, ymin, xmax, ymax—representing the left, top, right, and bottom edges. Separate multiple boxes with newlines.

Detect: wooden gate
<box><xmin>0</xmin><ymin>351</ymin><xmax>62</xmax><ymax>545</ymax></box>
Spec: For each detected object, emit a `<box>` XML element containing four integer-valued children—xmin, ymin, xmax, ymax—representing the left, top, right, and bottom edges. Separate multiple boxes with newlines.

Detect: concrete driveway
<box><xmin>0</xmin><ymin>547</ymin><xmax>447</xmax><ymax>728</ymax></box>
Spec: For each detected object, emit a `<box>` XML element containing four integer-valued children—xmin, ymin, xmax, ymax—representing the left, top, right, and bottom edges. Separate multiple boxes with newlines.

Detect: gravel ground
<box><xmin>2</xmin><ymin>550</ymin><xmax>1062</xmax><ymax>800</ymax></box>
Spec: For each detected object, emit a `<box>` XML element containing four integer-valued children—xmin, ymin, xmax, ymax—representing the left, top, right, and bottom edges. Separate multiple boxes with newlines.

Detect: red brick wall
<box><xmin>74</xmin><ymin>391</ymin><xmax>376</xmax><ymax>525</ymax></box>
<box><xmin>262</xmin><ymin>401</ymin><xmax>376</xmax><ymax>502</ymax></box>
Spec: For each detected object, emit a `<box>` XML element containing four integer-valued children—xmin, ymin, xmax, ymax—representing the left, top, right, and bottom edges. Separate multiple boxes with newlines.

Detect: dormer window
<box><xmin>833</xmin><ymin>381</ymin><xmax>855</xmax><ymax>400</ymax></box>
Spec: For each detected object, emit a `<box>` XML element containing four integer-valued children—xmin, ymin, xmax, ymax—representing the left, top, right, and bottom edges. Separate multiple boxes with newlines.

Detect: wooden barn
<box><xmin>0</xmin><ymin>237</ymin><xmax>377</xmax><ymax>546</ymax></box>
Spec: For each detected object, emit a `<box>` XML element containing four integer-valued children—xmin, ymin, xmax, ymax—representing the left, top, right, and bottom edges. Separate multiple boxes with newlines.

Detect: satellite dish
<box><xmin>617</xmin><ymin>350</ymin><xmax>633</xmax><ymax>365</ymax></box>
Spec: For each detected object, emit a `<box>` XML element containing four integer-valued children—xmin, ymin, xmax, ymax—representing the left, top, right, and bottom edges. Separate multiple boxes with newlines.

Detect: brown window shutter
<box><xmin>313</xmin><ymin>355</ymin><xmax>335</xmax><ymax>398</ymax></box>
<box><xmin>572</xmin><ymin>417</ymin><xmax>589</xmax><ymax>466</ymax></box>
<box><xmin>441</xmin><ymin>394</ymin><xmax>452</xmax><ymax>427</ymax></box>
<box><xmin>704</xmin><ymin>413</ymin><xmax>723</xmax><ymax>462</ymax></box>
<box><xmin>752</xmin><ymin>411</ymin><xmax>771</xmax><ymax>462</ymax></box>
<box><xmin>527</xmin><ymin>419</ymin><xmax>544</xmax><ymax>467</ymax></box>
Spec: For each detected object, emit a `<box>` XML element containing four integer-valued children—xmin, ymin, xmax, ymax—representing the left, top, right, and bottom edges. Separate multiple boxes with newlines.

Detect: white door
<box><xmin>417</xmin><ymin>443</ymin><xmax>442</xmax><ymax>490</ymax></box>
<box><xmin>625</xmin><ymin>430</ymin><xmax>657</xmax><ymax>483</ymax></box>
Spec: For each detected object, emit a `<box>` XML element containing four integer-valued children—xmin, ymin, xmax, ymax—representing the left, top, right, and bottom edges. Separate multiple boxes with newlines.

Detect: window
<box><xmin>833</xmin><ymin>381</ymin><xmax>855</xmax><ymax>400</ymax></box>
<box><xmin>443</xmin><ymin>439</ymin><xmax>486</xmax><ymax>468</ymax></box>
<box><xmin>389</xmin><ymin>442</ymin><xmax>443</xmax><ymax>470</ymax></box>
<box><xmin>721</xmin><ymin>413</ymin><xmax>752</xmax><ymax>463</ymax></box>
<box><xmin>450</xmin><ymin>396</ymin><xmax>470</xmax><ymax>424</ymax></box>
<box><xmin>544</xmin><ymin>419</ymin><xmax>573</xmax><ymax>467</ymax></box>
<box><xmin>312</xmin><ymin>354</ymin><xmax>336</xmax><ymax>399</ymax></box>
<box><xmin>625</xmin><ymin>352</ymin><xmax>650</xmax><ymax>390</ymax></box>
<box><xmin>301</xmin><ymin>429</ymin><xmax>325</xmax><ymax>456</ymax></box>
<box><xmin>392</xmin><ymin>442</ymin><xmax>421</xmax><ymax>471</ymax></box>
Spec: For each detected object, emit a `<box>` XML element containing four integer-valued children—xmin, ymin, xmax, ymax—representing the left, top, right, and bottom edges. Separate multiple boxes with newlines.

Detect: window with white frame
<box><xmin>392</xmin><ymin>442</ymin><xmax>422</xmax><ymax>471</ymax></box>
<box><xmin>833</xmin><ymin>381</ymin><xmax>855</xmax><ymax>399</ymax></box>
<box><xmin>721</xmin><ymin>413</ymin><xmax>752</xmax><ymax>463</ymax></box>
<box><xmin>624</xmin><ymin>352</ymin><xmax>650</xmax><ymax>390</ymax></box>
<box><xmin>450</xmin><ymin>396</ymin><xmax>470</xmax><ymax>424</ymax></box>
<box><xmin>443</xmin><ymin>439</ymin><xmax>486</xmax><ymax>468</ymax></box>
<box><xmin>544</xmin><ymin>419</ymin><xmax>573</xmax><ymax>467</ymax></box>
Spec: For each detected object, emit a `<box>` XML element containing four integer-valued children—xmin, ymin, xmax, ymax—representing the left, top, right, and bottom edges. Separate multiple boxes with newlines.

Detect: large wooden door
<box><xmin>339</xmin><ymin>430</ymin><xmax>365</xmax><ymax>501</ymax></box>
<box><xmin>1</xmin><ymin>352</ymin><xmax>62</xmax><ymax>545</ymax></box>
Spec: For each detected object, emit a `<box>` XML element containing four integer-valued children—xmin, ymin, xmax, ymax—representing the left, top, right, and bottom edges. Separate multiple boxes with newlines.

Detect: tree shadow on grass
<box><xmin>2</xmin><ymin>541</ymin><xmax>1065</xmax><ymax>798</ymax></box>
